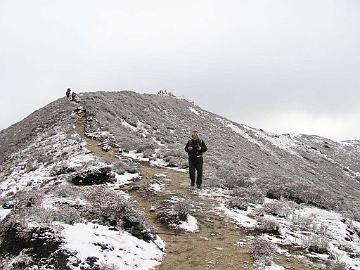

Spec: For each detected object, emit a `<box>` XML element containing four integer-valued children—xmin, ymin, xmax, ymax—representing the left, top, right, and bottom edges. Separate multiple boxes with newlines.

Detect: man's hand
<box><xmin>197</xmin><ymin>146</ymin><xmax>201</xmax><ymax>150</ymax></box>
<box><xmin>188</xmin><ymin>146</ymin><xmax>193</xmax><ymax>150</ymax></box>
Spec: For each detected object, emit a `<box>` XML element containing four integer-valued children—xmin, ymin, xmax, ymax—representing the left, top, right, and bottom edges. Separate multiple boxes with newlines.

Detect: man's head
<box><xmin>191</xmin><ymin>129</ymin><xmax>199</xmax><ymax>140</ymax></box>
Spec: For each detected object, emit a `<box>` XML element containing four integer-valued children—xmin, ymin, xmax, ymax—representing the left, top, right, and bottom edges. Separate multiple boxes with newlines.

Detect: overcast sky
<box><xmin>1</xmin><ymin>0</ymin><xmax>359</xmax><ymax>141</ymax></box>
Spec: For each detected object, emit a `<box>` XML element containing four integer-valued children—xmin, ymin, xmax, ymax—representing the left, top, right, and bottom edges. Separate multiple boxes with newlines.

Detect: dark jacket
<box><xmin>185</xmin><ymin>138</ymin><xmax>207</xmax><ymax>161</ymax></box>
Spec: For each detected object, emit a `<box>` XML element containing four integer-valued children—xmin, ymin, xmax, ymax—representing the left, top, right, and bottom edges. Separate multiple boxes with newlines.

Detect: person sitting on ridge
<box><xmin>66</xmin><ymin>88</ymin><xmax>71</xmax><ymax>98</ymax></box>
<box><xmin>71</xmin><ymin>91</ymin><xmax>77</xmax><ymax>101</ymax></box>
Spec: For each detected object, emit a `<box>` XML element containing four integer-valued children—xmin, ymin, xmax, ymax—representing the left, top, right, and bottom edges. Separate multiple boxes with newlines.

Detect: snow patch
<box><xmin>178</xmin><ymin>214</ymin><xmax>198</xmax><ymax>232</ymax></box>
<box><xmin>189</xmin><ymin>107</ymin><xmax>200</xmax><ymax>115</ymax></box>
<box><xmin>149</xmin><ymin>182</ymin><xmax>163</xmax><ymax>192</ymax></box>
<box><xmin>216</xmin><ymin>203</ymin><xmax>258</xmax><ymax>228</ymax></box>
<box><xmin>121</xmin><ymin>120</ymin><xmax>138</xmax><ymax>132</ymax></box>
<box><xmin>0</xmin><ymin>208</ymin><xmax>11</xmax><ymax>220</ymax></box>
<box><xmin>61</xmin><ymin>222</ymin><xmax>165</xmax><ymax>270</ymax></box>
<box><xmin>122</xmin><ymin>150</ymin><xmax>150</xmax><ymax>162</ymax></box>
<box><xmin>115</xmin><ymin>172</ymin><xmax>139</xmax><ymax>186</ymax></box>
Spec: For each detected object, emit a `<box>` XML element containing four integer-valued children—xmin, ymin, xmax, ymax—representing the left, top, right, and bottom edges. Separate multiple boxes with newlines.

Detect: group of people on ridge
<box><xmin>157</xmin><ymin>90</ymin><xmax>175</xmax><ymax>97</ymax></box>
<box><xmin>66</xmin><ymin>88</ymin><xmax>77</xmax><ymax>101</ymax></box>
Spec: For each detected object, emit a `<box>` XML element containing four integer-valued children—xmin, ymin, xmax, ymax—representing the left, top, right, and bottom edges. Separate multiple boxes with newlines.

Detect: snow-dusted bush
<box><xmin>7</xmin><ymin>190</ymin><xmax>82</xmax><ymax>225</ymax></box>
<box><xmin>156</xmin><ymin>198</ymin><xmax>192</xmax><ymax>229</ymax></box>
<box><xmin>0</xmin><ymin>252</ymin><xmax>33</xmax><ymax>270</ymax></box>
<box><xmin>256</xmin><ymin>218</ymin><xmax>282</xmax><ymax>235</ymax></box>
<box><xmin>14</xmin><ymin>189</ymin><xmax>44</xmax><ymax>208</ymax></box>
<box><xmin>217</xmin><ymin>168</ymin><xmax>246</xmax><ymax>189</ymax></box>
<box><xmin>258</xmin><ymin>177</ymin><xmax>335</xmax><ymax>210</ymax></box>
<box><xmin>136</xmin><ymin>142</ymin><xmax>156</xmax><ymax>153</ymax></box>
<box><xmin>0</xmin><ymin>217</ymin><xmax>64</xmax><ymax>267</ymax></box>
<box><xmin>53</xmin><ymin>185</ymin><xmax>81</xmax><ymax>198</ymax></box>
<box><xmin>228</xmin><ymin>186</ymin><xmax>265</xmax><ymax>210</ymax></box>
<box><xmin>50</xmin><ymin>160</ymin><xmax>75</xmax><ymax>176</ymax></box>
<box><xmin>251</xmin><ymin>239</ymin><xmax>275</xmax><ymax>266</ymax></box>
<box><xmin>263</xmin><ymin>198</ymin><xmax>293</xmax><ymax>218</ymax></box>
<box><xmin>26</xmin><ymin>206</ymin><xmax>77</xmax><ymax>225</ymax></box>
<box><xmin>228</xmin><ymin>197</ymin><xmax>248</xmax><ymax>210</ymax></box>
<box><xmin>71</xmin><ymin>165</ymin><xmax>115</xmax><ymax>185</ymax></box>
<box><xmin>303</xmin><ymin>234</ymin><xmax>330</xmax><ymax>254</ymax></box>
<box><xmin>157</xmin><ymin>147</ymin><xmax>188</xmax><ymax>168</ymax></box>
<box><xmin>291</xmin><ymin>213</ymin><xmax>319</xmax><ymax>232</ymax></box>
<box><xmin>143</xmin><ymin>148</ymin><xmax>156</xmax><ymax>159</ymax></box>
<box><xmin>173</xmin><ymin>199</ymin><xmax>191</xmax><ymax>221</ymax></box>
<box><xmin>111</xmin><ymin>160</ymin><xmax>132</xmax><ymax>175</ymax></box>
<box><xmin>99</xmin><ymin>262</ymin><xmax>118</xmax><ymax>270</ymax></box>
<box><xmin>322</xmin><ymin>260</ymin><xmax>348</xmax><ymax>270</ymax></box>
<box><xmin>82</xmin><ymin>186</ymin><xmax>155</xmax><ymax>240</ymax></box>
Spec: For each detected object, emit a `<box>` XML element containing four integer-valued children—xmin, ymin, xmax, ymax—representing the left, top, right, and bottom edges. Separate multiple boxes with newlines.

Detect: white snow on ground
<box><xmin>85</xmin><ymin>131</ymin><xmax>115</xmax><ymax>141</ymax></box>
<box><xmin>0</xmin><ymin>131</ymin><xmax>101</xmax><ymax>198</ymax></box>
<box><xmin>225</xmin><ymin>119</ymin><xmax>301</xmax><ymax>156</ymax></box>
<box><xmin>0</xmin><ymin>208</ymin><xmax>11</xmax><ymax>221</ymax></box>
<box><xmin>264</xmin><ymin>262</ymin><xmax>285</xmax><ymax>270</ymax></box>
<box><xmin>115</xmin><ymin>172</ymin><xmax>140</xmax><ymax>186</ymax></box>
<box><xmin>178</xmin><ymin>214</ymin><xmax>198</xmax><ymax>232</ymax></box>
<box><xmin>61</xmin><ymin>222</ymin><xmax>165</xmax><ymax>270</ymax></box>
<box><xmin>122</xmin><ymin>150</ymin><xmax>150</xmax><ymax>162</ymax></box>
<box><xmin>67</xmin><ymin>152</ymin><xmax>96</xmax><ymax>168</ymax></box>
<box><xmin>149</xmin><ymin>182</ymin><xmax>163</xmax><ymax>192</ymax></box>
<box><xmin>149</xmin><ymin>157</ymin><xmax>187</xmax><ymax>172</ymax></box>
<box><xmin>0</xmin><ymin>165</ymin><xmax>53</xmax><ymax>197</ymax></box>
<box><xmin>189</xmin><ymin>107</ymin><xmax>200</xmax><ymax>115</ymax></box>
<box><xmin>240</xmin><ymin>125</ymin><xmax>301</xmax><ymax>156</ymax></box>
<box><xmin>152</xmin><ymin>137</ymin><xmax>165</xmax><ymax>146</ymax></box>
<box><xmin>215</xmin><ymin>195</ymin><xmax>360</xmax><ymax>269</ymax></box>
<box><xmin>121</xmin><ymin>120</ymin><xmax>138</xmax><ymax>132</ymax></box>
<box><xmin>150</xmin><ymin>158</ymin><xmax>168</xmax><ymax>167</ymax></box>
<box><xmin>42</xmin><ymin>195</ymin><xmax>88</xmax><ymax>210</ymax></box>
<box><xmin>154</xmin><ymin>173</ymin><xmax>167</xmax><ymax>178</ymax></box>
<box><xmin>227</xmin><ymin>123</ymin><xmax>265</xmax><ymax>149</ymax></box>
<box><xmin>197</xmin><ymin>187</ymin><xmax>230</xmax><ymax>200</ymax></box>
<box><xmin>216</xmin><ymin>203</ymin><xmax>258</xmax><ymax>228</ymax></box>
<box><xmin>166</xmin><ymin>167</ymin><xmax>187</xmax><ymax>173</ymax></box>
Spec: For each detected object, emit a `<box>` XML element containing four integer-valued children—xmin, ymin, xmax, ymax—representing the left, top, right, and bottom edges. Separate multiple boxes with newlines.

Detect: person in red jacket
<box><xmin>185</xmin><ymin>130</ymin><xmax>208</xmax><ymax>189</ymax></box>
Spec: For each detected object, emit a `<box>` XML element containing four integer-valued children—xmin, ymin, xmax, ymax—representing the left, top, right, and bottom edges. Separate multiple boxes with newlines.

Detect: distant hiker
<box><xmin>66</xmin><ymin>88</ymin><xmax>71</xmax><ymax>98</ymax></box>
<box><xmin>71</xmin><ymin>91</ymin><xmax>77</xmax><ymax>101</ymax></box>
<box><xmin>185</xmin><ymin>129</ymin><xmax>208</xmax><ymax>189</ymax></box>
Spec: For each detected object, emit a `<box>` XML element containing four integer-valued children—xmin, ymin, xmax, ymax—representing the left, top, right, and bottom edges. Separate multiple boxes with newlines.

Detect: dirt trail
<box><xmin>75</xmin><ymin>113</ymin><xmax>315</xmax><ymax>270</ymax></box>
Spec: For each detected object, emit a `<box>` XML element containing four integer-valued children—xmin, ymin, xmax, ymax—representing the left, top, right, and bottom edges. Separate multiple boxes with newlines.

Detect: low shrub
<box><xmin>256</xmin><ymin>218</ymin><xmax>282</xmax><ymax>235</ymax></box>
<box><xmin>251</xmin><ymin>239</ymin><xmax>275</xmax><ymax>266</ymax></box>
<box><xmin>303</xmin><ymin>235</ymin><xmax>330</xmax><ymax>254</ymax></box>
<box><xmin>156</xmin><ymin>198</ymin><xmax>192</xmax><ymax>229</ymax></box>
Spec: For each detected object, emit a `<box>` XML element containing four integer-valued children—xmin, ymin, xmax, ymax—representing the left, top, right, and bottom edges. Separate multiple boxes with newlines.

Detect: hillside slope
<box><xmin>79</xmin><ymin>91</ymin><xmax>360</xmax><ymax>214</ymax></box>
<box><xmin>0</xmin><ymin>91</ymin><xmax>359</xmax><ymax>269</ymax></box>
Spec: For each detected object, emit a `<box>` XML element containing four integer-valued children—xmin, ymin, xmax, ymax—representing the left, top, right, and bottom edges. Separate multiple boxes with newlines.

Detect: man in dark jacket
<box><xmin>185</xmin><ymin>130</ymin><xmax>208</xmax><ymax>189</ymax></box>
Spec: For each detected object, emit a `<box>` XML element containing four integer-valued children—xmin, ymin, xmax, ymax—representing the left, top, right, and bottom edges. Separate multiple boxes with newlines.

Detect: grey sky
<box><xmin>1</xmin><ymin>0</ymin><xmax>359</xmax><ymax>140</ymax></box>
